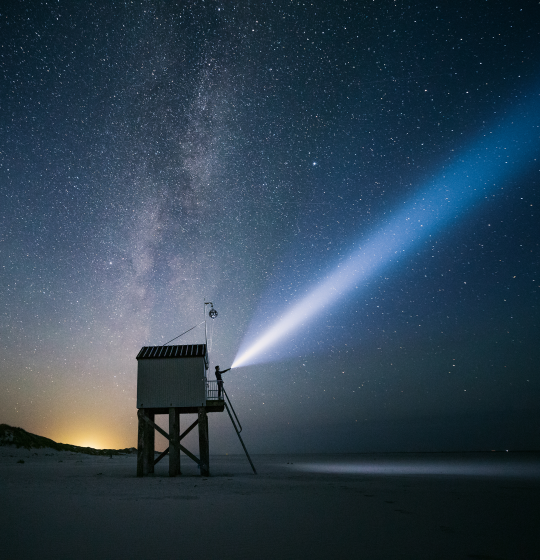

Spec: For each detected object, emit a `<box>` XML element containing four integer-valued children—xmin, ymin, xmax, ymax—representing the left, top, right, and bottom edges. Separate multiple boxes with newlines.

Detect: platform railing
<box><xmin>206</xmin><ymin>380</ymin><xmax>223</xmax><ymax>400</ymax></box>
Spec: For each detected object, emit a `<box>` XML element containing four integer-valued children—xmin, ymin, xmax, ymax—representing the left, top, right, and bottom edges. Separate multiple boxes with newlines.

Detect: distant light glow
<box><xmin>73</xmin><ymin>439</ymin><xmax>101</xmax><ymax>450</ymax></box>
<box><xmin>233</xmin><ymin>94</ymin><xmax>540</xmax><ymax>369</ymax></box>
<box><xmin>289</xmin><ymin>457</ymin><xmax>540</xmax><ymax>478</ymax></box>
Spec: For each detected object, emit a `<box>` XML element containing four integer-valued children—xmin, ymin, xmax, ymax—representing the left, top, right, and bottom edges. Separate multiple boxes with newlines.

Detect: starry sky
<box><xmin>1</xmin><ymin>0</ymin><xmax>539</xmax><ymax>453</ymax></box>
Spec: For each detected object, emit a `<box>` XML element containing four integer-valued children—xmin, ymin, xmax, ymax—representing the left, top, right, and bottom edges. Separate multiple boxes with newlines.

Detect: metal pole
<box><xmin>204</xmin><ymin>301</ymin><xmax>207</xmax><ymax>346</ymax></box>
<box><xmin>224</xmin><ymin>402</ymin><xmax>257</xmax><ymax>475</ymax></box>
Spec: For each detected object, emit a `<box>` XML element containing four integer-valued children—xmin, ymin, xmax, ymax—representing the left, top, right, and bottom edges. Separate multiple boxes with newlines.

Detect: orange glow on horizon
<box><xmin>30</xmin><ymin>408</ymin><xmax>139</xmax><ymax>451</ymax></box>
<box><xmin>50</xmin><ymin>427</ymin><xmax>134</xmax><ymax>451</ymax></box>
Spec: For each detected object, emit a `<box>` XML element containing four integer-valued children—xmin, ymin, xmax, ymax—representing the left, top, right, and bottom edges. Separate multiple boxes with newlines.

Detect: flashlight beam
<box><xmin>232</xmin><ymin>95</ymin><xmax>540</xmax><ymax>369</ymax></box>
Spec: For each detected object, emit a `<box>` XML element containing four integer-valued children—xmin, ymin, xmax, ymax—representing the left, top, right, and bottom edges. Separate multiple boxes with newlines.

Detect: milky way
<box><xmin>1</xmin><ymin>1</ymin><xmax>539</xmax><ymax>452</ymax></box>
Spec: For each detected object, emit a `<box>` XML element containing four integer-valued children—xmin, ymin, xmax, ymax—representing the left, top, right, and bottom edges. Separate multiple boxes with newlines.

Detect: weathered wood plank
<box><xmin>138</xmin><ymin>409</ymin><xmax>170</xmax><ymax>441</ymax></box>
<box><xmin>145</xmin><ymin>411</ymin><xmax>155</xmax><ymax>474</ymax></box>
<box><xmin>146</xmin><ymin>411</ymin><xmax>156</xmax><ymax>474</ymax></box>
<box><xmin>198</xmin><ymin>407</ymin><xmax>209</xmax><ymax>476</ymax></box>
<box><xmin>154</xmin><ymin>447</ymin><xmax>169</xmax><ymax>466</ymax></box>
<box><xmin>137</xmin><ymin>411</ymin><xmax>145</xmax><ymax>477</ymax></box>
<box><xmin>179</xmin><ymin>442</ymin><xmax>201</xmax><ymax>466</ymax></box>
<box><xmin>179</xmin><ymin>418</ymin><xmax>198</xmax><ymax>441</ymax></box>
<box><xmin>169</xmin><ymin>407</ymin><xmax>180</xmax><ymax>477</ymax></box>
<box><xmin>137</xmin><ymin>408</ymin><xmax>206</xmax><ymax>470</ymax></box>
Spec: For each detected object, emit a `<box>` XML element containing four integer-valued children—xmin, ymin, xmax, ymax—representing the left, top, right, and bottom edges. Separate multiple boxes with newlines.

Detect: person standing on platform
<box><xmin>215</xmin><ymin>365</ymin><xmax>230</xmax><ymax>399</ymax></box>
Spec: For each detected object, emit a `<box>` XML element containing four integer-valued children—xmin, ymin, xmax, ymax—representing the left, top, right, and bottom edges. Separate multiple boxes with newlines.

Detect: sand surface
<box><xmin>1</xmin><ymin>447</ymin><xmax>539</xmax><ymax>559</ymax></box>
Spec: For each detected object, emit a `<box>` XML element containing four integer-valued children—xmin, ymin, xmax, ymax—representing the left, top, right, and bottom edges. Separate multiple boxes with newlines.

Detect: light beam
<box><xmin>233</xmin><ymin>93</ymin><xmax>540</xmax><ymax>369</ymax></box>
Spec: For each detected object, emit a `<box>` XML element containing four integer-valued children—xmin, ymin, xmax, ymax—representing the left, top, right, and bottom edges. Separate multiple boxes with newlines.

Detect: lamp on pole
<box><xmin>204</xmin><ymin>302</ymin><xmax>218</xmax><ymax>346</ymax></box>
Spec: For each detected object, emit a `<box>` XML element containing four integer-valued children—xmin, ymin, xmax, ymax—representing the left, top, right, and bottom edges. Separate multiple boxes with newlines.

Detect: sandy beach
<box><xmin>1</xmin><ymin>447</ymin><xmax>539</xmax><ymax>560</ymax></box>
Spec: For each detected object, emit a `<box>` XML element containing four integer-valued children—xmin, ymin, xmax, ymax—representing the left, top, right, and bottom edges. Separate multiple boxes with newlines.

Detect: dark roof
<box><xmin>136</xmin><ymin>344</ymin><xmax>208</xmax><ymax>363</ymax></box>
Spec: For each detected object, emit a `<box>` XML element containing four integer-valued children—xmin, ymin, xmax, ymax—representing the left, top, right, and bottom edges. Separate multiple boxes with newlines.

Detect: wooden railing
<box><xmin>206</xmin><ymin>380</ymin><xmax>223</xmax><ymax>400</ymax></box>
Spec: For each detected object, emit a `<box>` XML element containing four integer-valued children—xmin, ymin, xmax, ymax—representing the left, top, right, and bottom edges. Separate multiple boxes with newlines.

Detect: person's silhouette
<box><xmin>215</xmin><ymin>365</ymin><xmax>230</xmax><ymax>399</ymax></box>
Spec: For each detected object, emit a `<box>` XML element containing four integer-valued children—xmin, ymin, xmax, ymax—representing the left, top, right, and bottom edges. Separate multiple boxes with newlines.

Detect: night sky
<box><xmin>1</xmin><ymin>0</ymin><xmax>539</xmax><ymax>453</ymax></box>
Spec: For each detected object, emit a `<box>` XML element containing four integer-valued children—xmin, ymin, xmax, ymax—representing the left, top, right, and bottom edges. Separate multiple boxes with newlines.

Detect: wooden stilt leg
<box><xmin>139</xmin><ymin>408</ymin><xmax>154</xmax><ymax>476</ymax></box>
<box><xmin>169</xmin><ymin>407</ymin><xmax>180</xmax><ymax>477</ymax></box>
<box><xmin>147</xmin><ymin>411</ymin><xmax>155</xmax><ymax>474</ymax></box>
<box><xmin>198</xmin><ymin>407</ymin><xmax>209</xmax><ymax>476</ymax></box>
<box><xmin>137</xmin><ymin>409</ymin><xmax>145</xmax><ymax>477</ymax></box>
<box><xmin>181</xmin><ymin>409</ymin><xmax>182</xmax><ymax>475</ymax></box>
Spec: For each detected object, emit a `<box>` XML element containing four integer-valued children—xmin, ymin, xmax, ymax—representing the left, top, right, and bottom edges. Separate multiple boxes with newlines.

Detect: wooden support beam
<box><xmin>143</xmin><ymin>410</ymin><xmax>155</xmax><ymax>474</ymax></box>
<box><xmin>137</xmin><ymin>409</ymin><xmax>155</xmax><ymax>476</ymax></box>
<box><xmin>179</xmin><ymin>442</ymin><xmax>201</xmax><ymax>467</ymax></box>
<box><xmin>136</xmin><ymin>408</ymin><xmax>202</xmax><ymax>470</ymax></box>
<box><xmin>169</xmin><ymin>407</ymin><xmax>180</xmax><ymax>477</ymax></box>
<box><xmin>198</xmin><ymin>407</ymin><xmax>210</xmax><ymax>476</ymax></box>
<box><xmin>154</xmin><ymin>447</ymin><xmax>169</xmax><ymax>466</ymax></box>
<box><xmin>137</xmin><ymin>410</ymin><xmax>145</xmax><ymax>477</ymax></box>
<box><xmin>138</xmin><ymin>410</ymin><xmax>170</xmax><ymax>441</ymax></box>
<box><xmin>147</xmin><ymin>411</ymin><xmax>155</xmax><ymax>474</ymax></box>
<box><xmin>180</xmin><ymin>418</ymin><xmax>199</xmax><ymax>441</ymax></box>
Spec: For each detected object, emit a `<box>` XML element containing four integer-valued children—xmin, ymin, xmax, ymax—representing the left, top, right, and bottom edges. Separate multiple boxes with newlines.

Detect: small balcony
<box><xmin>206</xmin><ymin>380</ymin><xmax>224</xmax><ymax>402</ymax></box>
